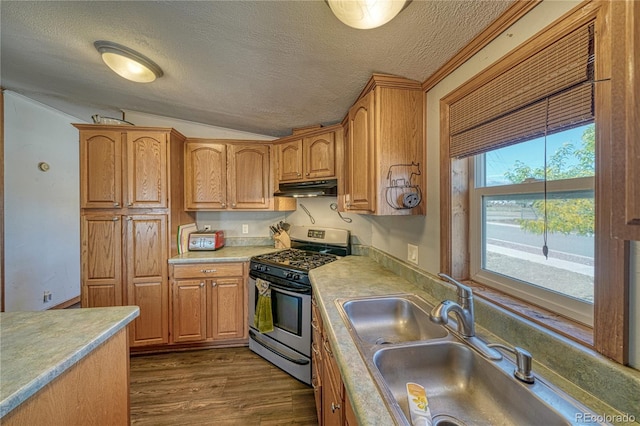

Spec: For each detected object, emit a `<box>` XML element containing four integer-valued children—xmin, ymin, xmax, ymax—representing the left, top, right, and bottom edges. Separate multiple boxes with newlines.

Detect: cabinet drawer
<box><xmin>172</xmin><ymin>262</ymin><xmax>244</xmax><ymax>279</ymax></box>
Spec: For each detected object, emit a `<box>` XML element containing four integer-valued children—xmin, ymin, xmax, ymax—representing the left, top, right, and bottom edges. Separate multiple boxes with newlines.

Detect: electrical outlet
<box><xmin>407</xmin><ymin>244</ymin><xmax>418</xmax><ymax>265</ymax></box>
<box><xmin>203</xmin><ymin>225</ymin><xmax>212</xmax><ymax>231</ymax></box>
<box><xmin>242</xmin><ymin>224</ymin><xmax>249</xmax><ymax>234</ymax></box>
<box><xmin>43</xmin><ymin>291</ymin><xmax>52</xmax><ymax>303</ymax></box>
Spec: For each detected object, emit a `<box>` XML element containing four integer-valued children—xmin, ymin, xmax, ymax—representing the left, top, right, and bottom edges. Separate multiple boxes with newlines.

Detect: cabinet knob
<box><xmin>200</xmin><ymin>282</ymin><xmax>204</xmax><ymax>288</ymax></box>
<box><xmin>211</xmin><ymin>282</ymin><xmax>217</xmax><ymax>287</ymax></box>
<box><xmin>127</xmin><ymin>202</ymin><xmax>133</xmax><ymax>207</ymax></box>
<box><xmin>126</xmin><ymin>216</ymin><xmax>132</xmax><ymax>221</ymax></box>
<box><xmin>297</xmin><ymin>173</ymin><xmax>301</xmax><ymax>177</ymax></box>
<box><xmin>113</xmin><ymin>202</ymin><xmax>120</xmax><ymax>207</ymax></box>
<box><xmin>112</xmin><ymin>217</ymin><xmax>119</xmax><ymax>221</ymax></box>
<box><xmin>305</xmin><ymin>173</ymin><xmax>310</xmax><ymax>177</ymax></box>
<box><xmin>331</xmin><ymin>402</ymin><xmax>341</xmax><ymax>413</ymax></box>
<box><xmin>221</xmin><ymin>203</ymin><xmax>226</xmax><ymax>208</ymax></box>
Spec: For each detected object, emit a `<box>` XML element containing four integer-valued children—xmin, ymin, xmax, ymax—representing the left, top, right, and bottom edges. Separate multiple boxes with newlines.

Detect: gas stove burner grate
<box><xmin>253</xmin><ymin>248</ymin><xmax>338</xmax><ymax>271</ymax></box>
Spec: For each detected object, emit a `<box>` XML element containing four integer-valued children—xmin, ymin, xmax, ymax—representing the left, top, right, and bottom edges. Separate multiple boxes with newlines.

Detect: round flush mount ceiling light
<box><xmin>327</xmin><ymin>0</ymin><xmax>410</xmax><ymax>29</ymax></box>
<box><xmin>94</xmin><ymin>40</ymin><xmax>163</xmax><ymax>83</ymax></box>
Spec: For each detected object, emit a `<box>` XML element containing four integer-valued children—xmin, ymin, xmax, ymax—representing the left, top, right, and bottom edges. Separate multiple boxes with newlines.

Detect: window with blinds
<box><xmin>449</xmin><ymin>22</ymin><xmax>595</xmax><ymax>159</ymax></box>
<box><xmin>451</xmin><ymin>20</ymin><xmax>599</xmax><ymax>325</ymax></box>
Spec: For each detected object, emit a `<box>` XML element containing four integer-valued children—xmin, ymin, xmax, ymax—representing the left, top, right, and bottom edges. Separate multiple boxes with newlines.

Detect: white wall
<box><xmin>4</xmin><ymin>91</ymin><xmax>83</xmax><ymax>311</ymax></box>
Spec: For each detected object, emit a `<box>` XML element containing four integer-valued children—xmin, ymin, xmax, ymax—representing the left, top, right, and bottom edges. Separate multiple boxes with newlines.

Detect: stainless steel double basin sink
<box><xmin>336</xmin><ymin>294</ymin><xmax>603</xmax><ymax>426</ymax></box>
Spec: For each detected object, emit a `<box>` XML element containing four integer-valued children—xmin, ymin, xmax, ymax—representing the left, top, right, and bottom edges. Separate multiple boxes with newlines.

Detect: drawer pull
<box><xmin>311</xmin><ymin>343</ymin><xmax>320</xmax><ymax>356</ymax></box>
<box><xmin>331</xmin><ymin>402</ymin><xmax>341</xmax><ymax>413</ymax></box>
<box><xmin>201</xmin><ymin>269</ymin><xmax>217</xmax><ymax>273</ymax></box>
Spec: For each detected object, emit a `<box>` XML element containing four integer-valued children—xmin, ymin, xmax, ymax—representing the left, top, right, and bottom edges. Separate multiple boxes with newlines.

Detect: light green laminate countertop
<box><xmin>0</xmin><ymin>306</ymin><xmax>139</xmax><ymax>418</ymax></box>
<box><xmin>310</xmin><ymin>255</ymin><xmax>431</xmax><ymax>426</ymax></box>
<box><xmin>168</xmin><ymin>245</ymin><xmax>279</xmax><ymax>264</ymax></box>
<box><xmin>310</xmin><ymin>254</ymin><xmax>640</xmax><ymax>426</ymax></box>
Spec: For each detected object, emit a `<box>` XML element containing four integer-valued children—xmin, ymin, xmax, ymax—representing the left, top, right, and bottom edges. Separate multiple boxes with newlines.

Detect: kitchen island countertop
<box><xmin>0</xmin><ymin>306</ymin><xmax>139</xmax><ymax>418</ymax></box>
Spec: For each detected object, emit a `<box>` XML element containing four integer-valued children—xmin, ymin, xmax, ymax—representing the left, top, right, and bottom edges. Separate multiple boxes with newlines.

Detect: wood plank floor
<box><xmin>129</xmin><ymin>347</ymin><xmax>318</xmax><ymax>425</ymax></box>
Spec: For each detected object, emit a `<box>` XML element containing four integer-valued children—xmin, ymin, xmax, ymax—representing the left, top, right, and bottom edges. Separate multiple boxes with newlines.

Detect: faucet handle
<box><xmin>438</xmin><ymin>273</ymin><xmax>473</xmax><ymax>299</ymax></box>
<box><xmin>487</xmin><ymin>343</ymin><xmax>535</xmax><ymax>384</ymax></box>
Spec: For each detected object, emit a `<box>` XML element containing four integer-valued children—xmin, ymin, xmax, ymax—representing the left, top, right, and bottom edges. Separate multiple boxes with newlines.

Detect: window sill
<box><xmin>463</xmin><ymin>279</ymin><xmax>594</xmax><ymax>348</ymax></box>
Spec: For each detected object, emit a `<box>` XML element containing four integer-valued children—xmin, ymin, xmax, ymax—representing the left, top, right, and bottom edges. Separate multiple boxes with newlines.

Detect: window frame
<box><xmin>469</xmin><ymin>147</ymin><xmax>596</xmax><ymax>326</ymax></box>
<box><xmin>438</xmin><ymin>1</ymin><xmax>630</xmax><ymax>364</ymax></box>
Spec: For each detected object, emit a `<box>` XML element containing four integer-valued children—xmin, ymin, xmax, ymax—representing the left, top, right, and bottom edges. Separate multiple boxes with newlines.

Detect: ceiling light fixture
<box><xmin>94</xmin><ymin>40</ymin><xmax>163</xmax><ymax>83</ymax></box>
<box><xmin>327</xmin><ymin>0</ymin><xmax>410</xmax><ymax>29</ymax></box>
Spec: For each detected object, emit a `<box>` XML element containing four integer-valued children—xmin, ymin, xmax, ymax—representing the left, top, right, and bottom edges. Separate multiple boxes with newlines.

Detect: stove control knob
<box><xmin>293</xmin><ymin>274</ymin><xmax>300</xmax><ymax>281</ymax></box>
<box><xmin>285</xmin><ymin>272</ymin><xmax>293</xmax><ymax>279</ymax></box>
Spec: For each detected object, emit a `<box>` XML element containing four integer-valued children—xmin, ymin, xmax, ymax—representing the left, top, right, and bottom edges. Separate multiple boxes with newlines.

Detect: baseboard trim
<box><xmin>50</xmin><ymin>296</ymin><xmax>81</xmax><ymax>310</ymax></box>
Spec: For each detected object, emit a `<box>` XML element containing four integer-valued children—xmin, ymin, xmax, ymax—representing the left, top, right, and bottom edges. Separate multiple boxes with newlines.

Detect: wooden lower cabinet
<box><xmin>172</xmin><ymin>279</ymin><xmax>207</xmax><ymax>343</ymax></box>
<box><xmin>313</xmin><ymin>295</ymin><xmax>359</xmax><ymax>426</ymax></box>
<box><xmin>170</xmin><ymin>262</ymin><xmax>247</xmax><ymax>345</ymax></box>
<box><xmin>82</xmin><ymin>213</ymin><xmax>169</xmax><ymax>347</ymax></box>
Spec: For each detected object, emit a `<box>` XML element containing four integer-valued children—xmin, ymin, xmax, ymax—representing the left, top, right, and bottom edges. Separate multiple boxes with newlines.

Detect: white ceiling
<box><xmin>1</xmin><ymin>0</ymin><xmax>514</xmax><ymax>137</ymax></box>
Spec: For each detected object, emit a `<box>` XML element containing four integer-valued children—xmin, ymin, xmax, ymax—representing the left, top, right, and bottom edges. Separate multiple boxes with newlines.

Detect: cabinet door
<box><xmin>277</xmin><ymin>139</ymin><xmax>304</xmax><ymax>182</ymax></box>
<box><xmin>81</xmin><ymin>214</ymin><xmax>123</xmax><ymax>307</ymax></box>
<box><xmin>126</xmin><ymin>131</ymin><xmax>168</xmax><ymax>208</ymax></box>
<box><xmin>184</xmin><ymin>142</ymin><xmax>227</xmax><ymax>210</ymax></box>
<box><xmin>227</xmin><ymin>144</ymin><xmax>271</xmax><ymax>209</ymax></box>
<box><xmin>346</xmin><ymin>92</ymin><xmax>375</xmax><ymax>212</ymax></box>
<box><xmin>304</xmin><ymin>132</ymin><xmax>336</xmax><ymax>180</ymax></box>
<box><xmin>344</xmin><ymin>393</ymin><xmax>358</xmax><ymax>426</ymax></box>
<box><xmin>208</xmin><ymin>277</ymin><xmax>244</xmax><ymax>340</ymax></box>
<box><xmin>172</xmin><ymin>279</ymin><xmax>207</xmax><ymax>343</ymax></box>
<box><xmin>80</xmin><ymin>130</ymin><xmax>122</xmax><ymax>209</ymax></box>
<box><xmin>125</xmin><ymin>214</ymin><xmax>168</xmax><ymax>346</ymax></box>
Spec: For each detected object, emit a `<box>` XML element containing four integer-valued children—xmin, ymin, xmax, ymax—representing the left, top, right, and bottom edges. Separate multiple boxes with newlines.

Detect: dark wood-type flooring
<box><xmin>129</xmin><ymin>347</ymin><xmax>318</xmax><ymax>425</ymax></box>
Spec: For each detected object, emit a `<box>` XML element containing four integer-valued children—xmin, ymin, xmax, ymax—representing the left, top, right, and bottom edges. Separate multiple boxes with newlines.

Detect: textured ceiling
<box><xmin>1</xmin><ymin>1</ymin><xmax>514</xmax><ymax>137</ymax></box>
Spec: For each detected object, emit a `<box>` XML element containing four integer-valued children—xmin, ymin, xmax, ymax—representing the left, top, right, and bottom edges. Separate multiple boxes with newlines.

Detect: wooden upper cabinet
<box><xmin>611</xmin><ymin>0</ymin><xmax>640</xmax><ymax>240</ymax></box>
<box><xmin>276</xmin><ymin>128</ymin><xmax>339</xmax><ymax>183</ymax></box>
<box><xmin>278</xmin><ymin>139</ymin><xmax>304</xmax><ymax>182</ymax></box>
<box><xmin>227</xmin><ymin>144</ymin><xmax>271</xmax><ymax>210</ymax></box>
<box><xmin>304</xmin><ymin>132</ymin><xmax>336</xmax><ymax>180</ymax></box>
<box><xmin>126</xmin><ymin>132</ymin><xmax>168</xmax><ymax>208</ymax></box>
<box><xmin>80</xmin><ymin>130</ymin><xmax>122</xmax><ymax>209</ymax></box>
<box><xmin>346</xmin><ymin>91</ymin><xmax>375</xmax><ymax>212</ymax></box>
<box><xmin>80</xmin><ymin>128</ymin><xmax>168</xmax><ymax>209</ymax></box>
<box><xmin>344</xmin><ymin>74</ymin><xmax>424</xmax><ymax>216</ymax></box>
<box><xmin>184</xmin><ymin>140</ymin><xmax>272</xmax><ymax>211</ymax></box>
<box><xmin>184</xmin><ymin>142</ymin><xmax>227</xmax><ymax>209</ymax></box>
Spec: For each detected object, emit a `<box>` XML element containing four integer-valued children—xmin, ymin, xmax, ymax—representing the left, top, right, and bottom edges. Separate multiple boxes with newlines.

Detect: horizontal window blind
<box><xmin>449</xmin><ymin>22</ymin><xmax>594</xmax><ymax>159</ymax></box>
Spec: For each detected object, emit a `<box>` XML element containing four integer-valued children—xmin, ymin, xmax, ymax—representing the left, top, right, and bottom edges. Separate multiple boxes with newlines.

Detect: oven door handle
<box><xmin>249</xmin><ymin>330</ymin><xmax>310</xmax><ymax>366</ymax></box>
<box><xmin>249</xmin><ymin>274</ymin><xmax>311</xmax><ymax>294</ymax></box>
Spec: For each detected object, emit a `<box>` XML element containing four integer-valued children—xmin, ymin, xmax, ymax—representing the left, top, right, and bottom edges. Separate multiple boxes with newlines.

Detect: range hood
<box><xmin>274</xmin><ymin>179</ymin><xmax>338</xmax><ymax>197</ymax></box>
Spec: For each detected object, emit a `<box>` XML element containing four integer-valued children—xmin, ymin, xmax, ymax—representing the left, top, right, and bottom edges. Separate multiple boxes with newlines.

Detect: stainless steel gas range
<box><xmin>248</xmin><ymin>226</ymin><xmax>351</xmax><ymax>385</ymax></box>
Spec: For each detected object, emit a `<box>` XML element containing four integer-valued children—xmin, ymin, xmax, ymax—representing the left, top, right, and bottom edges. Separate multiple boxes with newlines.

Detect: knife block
<box><xmin>274</xmin><ymin>231</ymin><xmax>291</xmax><ymax>249</ymax></box>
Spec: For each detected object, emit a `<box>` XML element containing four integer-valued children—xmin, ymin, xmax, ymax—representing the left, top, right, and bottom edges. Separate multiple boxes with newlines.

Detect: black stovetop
<box><xmin>251</xmin><ymin>248</ymin><xmax>338</xmax><ymax>272</ymax></box>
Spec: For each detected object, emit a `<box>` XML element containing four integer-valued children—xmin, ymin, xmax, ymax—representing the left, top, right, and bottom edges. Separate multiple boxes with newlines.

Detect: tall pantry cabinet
<box><xmin>75</xmin><ymin>124</ymin><xmax>194</xmax><ymax>347</ymax></box>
